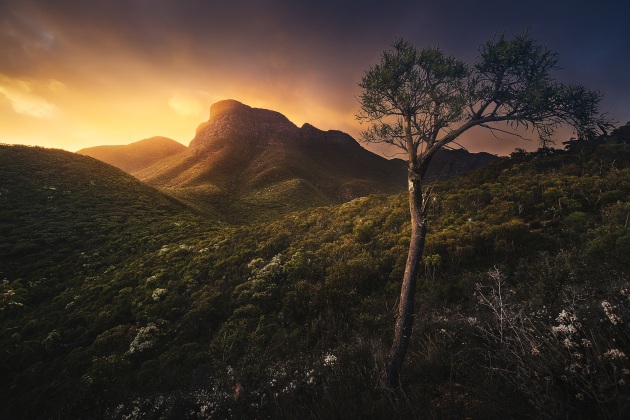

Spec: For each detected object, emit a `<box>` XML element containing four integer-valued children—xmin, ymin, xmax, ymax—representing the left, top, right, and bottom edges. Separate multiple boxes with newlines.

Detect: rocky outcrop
<box><xmin>189</xmin><ymin>100</ymin><xmax>299</xmax><ymax>151</ymax></box>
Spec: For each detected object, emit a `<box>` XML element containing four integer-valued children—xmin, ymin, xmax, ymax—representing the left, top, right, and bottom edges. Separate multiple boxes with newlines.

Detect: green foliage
<box><xmin>0</xmin><ymin>131</ymin><xmax>629</xmax><ymax>418</ymax></box>
<box><xmin>358</xmin><ymin>33</ymin><xmax>607</xmax><ymax>155</ymax></box>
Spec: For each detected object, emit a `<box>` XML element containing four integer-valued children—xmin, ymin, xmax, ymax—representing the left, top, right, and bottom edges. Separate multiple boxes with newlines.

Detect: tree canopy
<box><xmin>357</xmin><ymin>33</ymin><xmax>607</xmax><ymax>157</ymax></box>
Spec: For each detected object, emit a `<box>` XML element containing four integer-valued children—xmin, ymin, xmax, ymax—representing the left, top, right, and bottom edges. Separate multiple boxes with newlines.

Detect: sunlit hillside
<box><xmin>1</xmin><ymin>125</ymin><xmax>629</xmax><ymax>418</ymax></box>
<box><xmin>77</xmin><ymin>137</ymin><xmax>187</xmax><ymax>174</ymax></box>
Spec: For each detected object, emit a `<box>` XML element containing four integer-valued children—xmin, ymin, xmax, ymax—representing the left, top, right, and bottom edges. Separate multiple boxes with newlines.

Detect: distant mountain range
<box><xmin>78</xmin><ymin>100</ymin><xmax>498</xmax><ymax>221</ymax></box>
<box><xmin>77</xmin><ymin>136</ymin><xmax>186</xmax><ymax>174</ymax></box>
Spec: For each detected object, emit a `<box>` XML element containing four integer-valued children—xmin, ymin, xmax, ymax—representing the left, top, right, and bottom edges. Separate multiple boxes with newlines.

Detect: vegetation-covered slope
<box><xmin>1</xmin><ymin>126</ymin><xmax>629</xmax><ymax>419</ymax></box>
<box><xmin>0</xmin><ymin>145</ymin><xmax>210</xmax><ymax>297</ymax></box>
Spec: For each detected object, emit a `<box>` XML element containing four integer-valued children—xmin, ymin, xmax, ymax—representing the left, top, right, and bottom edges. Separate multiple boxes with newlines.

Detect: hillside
<box><xmin>77</xmin><ymin>136</ymin><xmax>186</xmax><ymax>174</ymax></box>
<box><xmin>1</xmin><ymin>126</ymin><xmax>629</xmax><ymax>419</ymax></box>
<box><xmin>0</xmin><ymin>145</ymin><xmax>203</xmax><ymax>285</ymax></box>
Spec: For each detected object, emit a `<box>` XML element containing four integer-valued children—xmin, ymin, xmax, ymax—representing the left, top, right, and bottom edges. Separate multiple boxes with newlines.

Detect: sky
<box><xmin>1</xmin><ymin>0</ymin><xmax>629</xmax><ymax>156</ymax></box>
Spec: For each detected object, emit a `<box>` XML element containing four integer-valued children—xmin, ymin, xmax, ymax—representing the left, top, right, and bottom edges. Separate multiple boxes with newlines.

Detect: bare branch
<box><xmin>478</xmin><ymin>123</ymin><xmax>535</xmax><ymax>142</ymax></box>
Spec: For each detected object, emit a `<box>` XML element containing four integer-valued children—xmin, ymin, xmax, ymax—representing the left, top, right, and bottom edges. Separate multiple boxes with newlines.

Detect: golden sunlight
<box><xmin>0</xmin><ymin>75</ymin><xmax>59</xmax><ymax>119</ymax></box>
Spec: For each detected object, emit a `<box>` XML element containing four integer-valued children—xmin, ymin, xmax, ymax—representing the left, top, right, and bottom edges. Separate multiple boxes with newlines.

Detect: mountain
<box><xmin>132</xmin><ymin>100</ymin><xmax>497</xmax><ymax>221</ymax></box>
<box><xmin>74</xmin><ymin>100</ymin><xmax>497</xmax><ymax>222</ymax></box>
<box><xmin>422</xmin><ymin>147</ymin><xmax>498</xmax><ymax>181</ymax></box>
<box><xmin>77</xmin><ymin>136</ymin><xmax>186</xmax><ymax>174</ymax></box>
<box><xmin>132</xmin><ymin>100</ymin><xmax>405</xmax><ymax>220</ymax></box>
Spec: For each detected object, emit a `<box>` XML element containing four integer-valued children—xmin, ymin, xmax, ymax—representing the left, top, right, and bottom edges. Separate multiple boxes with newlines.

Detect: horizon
<box><xmin>1</xmin><ymin>0</ymin><xmax>629</xmax><ymax>157</ymax></box>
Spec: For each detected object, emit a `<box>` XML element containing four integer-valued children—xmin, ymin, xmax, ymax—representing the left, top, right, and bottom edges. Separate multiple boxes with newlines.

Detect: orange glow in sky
<box><xmin>0</xmin><ymin>71</ymin><xmax>360</xmax><ymax>152</ymax></box>
<box><xmin>1</xmin><ymin>1</ymin><xmax>628</xmax><ymax>157</ymax></box>
<box><xmin>0</xmin><ymin>61</ymin><xmax>367</xmax><ymax>153</ymax></box>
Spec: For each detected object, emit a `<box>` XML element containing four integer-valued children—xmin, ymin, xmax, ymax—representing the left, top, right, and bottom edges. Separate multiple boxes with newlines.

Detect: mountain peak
<box><xmin>190</xmin><ymin>100</ymin><xmax>298</xmax><ymax>151</ymax></box>
<box><xmin>209</xmin><ymin>99</ymin><xmax>250</xmax><ymax>116</ymax></box>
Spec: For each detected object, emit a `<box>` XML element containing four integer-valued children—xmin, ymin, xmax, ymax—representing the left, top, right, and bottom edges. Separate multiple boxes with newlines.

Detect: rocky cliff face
<box><xmin>138</xmin><ymin>100</ymin><xmax>405</xmax><ymax>188</ymax></box>
<box><xmin>189</xmin><ymin>100</ymin><xmax>299</xmax><ymax>151</ymax></box>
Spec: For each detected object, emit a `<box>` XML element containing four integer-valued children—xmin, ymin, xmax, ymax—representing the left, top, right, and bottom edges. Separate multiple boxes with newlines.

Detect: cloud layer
<box><xmin>1</xmin><ymin>0</ymin><xmax>629</xmax><ymax>155</ymax></box>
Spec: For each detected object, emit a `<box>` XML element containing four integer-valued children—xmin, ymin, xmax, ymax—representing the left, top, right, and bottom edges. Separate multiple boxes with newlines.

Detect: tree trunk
<box><xmin>384</xmin><ymin>169</ymin><xmax>428</xmax><ymax>390</ymax></box>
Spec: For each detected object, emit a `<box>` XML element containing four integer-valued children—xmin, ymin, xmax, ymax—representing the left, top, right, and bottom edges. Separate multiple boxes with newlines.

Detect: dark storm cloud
<box><xmin>1</xmin><ymin>0</ymin><xmax>629</xmax><ymax>153</ymax></box>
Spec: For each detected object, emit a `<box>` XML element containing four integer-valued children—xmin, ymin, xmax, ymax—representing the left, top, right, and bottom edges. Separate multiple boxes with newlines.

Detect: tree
<box><xmin>356</xmin><ymin>33</ymin><xmax>607</xmax><ymax>390</ymax></box>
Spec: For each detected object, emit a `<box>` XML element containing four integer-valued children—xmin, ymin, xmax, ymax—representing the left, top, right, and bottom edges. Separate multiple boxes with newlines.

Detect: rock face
<box><xmin>189</xmin><ymin>100</ymin><xmax>299</xmax><ymax>151</ymax></box>
<box><xmin>77</xmin><ymin>137</ymin><xmax>185</xmax><ymax>174</ymax></box>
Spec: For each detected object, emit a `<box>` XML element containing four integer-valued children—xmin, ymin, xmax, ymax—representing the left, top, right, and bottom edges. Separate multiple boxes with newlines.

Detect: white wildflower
<box><xmin>556</xmin><ymin>309</ymin><xmax>572</xmax><ymax>324</ymax></box>
<box><xmin>551</xmin><ymin>324</ymin><xmax>577</xmax><ymax>335</ymax></box>
<box><xmin>323</xmin><ymin>354</ymin><xmax>337</xmax><ymax>367</ymax></box>
<box><xmin>128</xmin><ymin>323</ymin><xmax>160</xmax><ymax>354</ymax></box>
<box><xmin>152</xmin><ymin>288</ymin><xmax>168</xmax><ymax>301</ymax></box>
<box><xmin>603</xmin><ymin>348</ymin><xmax>627</xmax><ymax>360</ymax></box>
<box><xmin>601</xmin><ymin>300</ymin><xmax>622</xmax><ymax>325</ymax></box>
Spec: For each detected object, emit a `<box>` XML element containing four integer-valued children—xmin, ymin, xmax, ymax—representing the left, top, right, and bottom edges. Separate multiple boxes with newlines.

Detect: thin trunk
<box><xmin>384</xmin><ymin>112</ymin><xmax>430</xmax><ymax>389</ymax></box>
<box><xmin>384</xmin><ymin>172</ymin><xmax>427</xmax><ymax>390</ymax></box>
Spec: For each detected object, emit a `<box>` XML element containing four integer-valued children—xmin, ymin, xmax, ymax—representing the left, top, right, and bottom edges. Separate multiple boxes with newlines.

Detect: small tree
<box><xmin>356</xmin><ymin>33</ymin><xmax>607</xmax><ymax>390</ymax></box>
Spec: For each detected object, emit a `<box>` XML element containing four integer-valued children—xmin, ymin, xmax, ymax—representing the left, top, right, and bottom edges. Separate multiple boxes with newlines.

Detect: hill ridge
<box><xmin>77</xmin><ymin>136</ymin><xmax>186</xmax><ymax>174</ymax></box>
